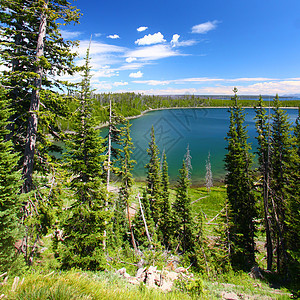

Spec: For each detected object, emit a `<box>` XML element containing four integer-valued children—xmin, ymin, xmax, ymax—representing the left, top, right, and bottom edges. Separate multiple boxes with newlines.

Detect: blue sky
<box><xmin>61</xmin><ymin>0</ymin><xmax>300</xmax><ymax>95</ymax></box>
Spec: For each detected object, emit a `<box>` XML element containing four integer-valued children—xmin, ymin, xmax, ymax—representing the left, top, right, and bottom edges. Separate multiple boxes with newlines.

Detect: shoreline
<box><xmin>96</xmin><ymin>105</ymin><xmax>299</xmax><ymax>129</ymax></box>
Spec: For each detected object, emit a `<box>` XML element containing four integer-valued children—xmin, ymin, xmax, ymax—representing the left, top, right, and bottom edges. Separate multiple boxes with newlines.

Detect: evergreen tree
<box><xmin>0</xmin><ymin>0</ymin><xmax>80</xmax><ymax>264</ymax></box>
<box><xmin>254</xmin><ymin>96</ymin><xmax>273</xmax><ymax>271</ymax></box>
<box><xmin>61</xmin><ymin>48</ymin><xmax>107</xmax><ymax>270</ymax></box>
<box><xmin>114</xmin><ymin>120</ymin><xmax>136</xmax><ymax>249</ymax></box>
<box><xmin>184</xmin><ymin>144</ymin><xmax>192</xmax><ymax>180</ymax></box>
<box><xmin>285</xmin><ymin>108</ymin><xmax>300</xmax><ymax>286</ymax></box>
<box><xmin>212</xmin><ymin>200</ymin><xmax>232</xmax><ymax>274</ymax></box>
<box><xmin>145</xmin><ymin>126</ymin><xmax>162</xmax><ymax>225</ymax></box>
<box><xmin>158</xmin><ymin>151</ymin><xmax>173</xmax><ymax>249</ymax></box>
<box><xmin>0</xmin><ymin>87</ymin><xmax>23</xmax><ymax>271</ymax></box>
<box><xmin>224</xmin><ymin>89</ymin><xmax>256</xmax><ymax>270</ymax></box>
<box><xmin>269</xmin><ymin>96</ymin><xmax>294</xmax><ymax>275</ymax></box>
<box><xmin>173</xmin><ymin>160</ymin><xmax>194</xmax><ymax>253</ymax></box>
<box><xmin>205</xmin><ymin>152</ymin><xmax>213</xmax><ymax>192</ymax></box>
<box><xmin>105</xmin><ymin>98</ymin><xmax>125</xmax><ymax>189</ymax></box>
<box><xmin>0</xmin><ymin>0</ymin><xmax>80</xmax><ymax>191</ymax></box>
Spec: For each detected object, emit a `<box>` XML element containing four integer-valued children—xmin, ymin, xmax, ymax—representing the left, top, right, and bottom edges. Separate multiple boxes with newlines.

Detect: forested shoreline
<box><xmin>0</xmin><ymin>1</ymin><xmax>299</xmax><ymax>299</ymax></box>
<box><xmin>59</xmin><ymin>92</ymin><xmax>300</xmax><ymax>131</ymax></box>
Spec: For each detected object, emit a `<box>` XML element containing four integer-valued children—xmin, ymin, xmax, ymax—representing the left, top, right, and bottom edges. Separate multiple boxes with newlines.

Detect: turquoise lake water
<box><xmin>114</xmin><ymin>108</ymin><xmax>298</xmax><ymax>184</ymax></box>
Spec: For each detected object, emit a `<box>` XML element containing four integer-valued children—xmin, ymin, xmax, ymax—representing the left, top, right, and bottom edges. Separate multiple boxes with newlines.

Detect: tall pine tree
<box><xmin>0</xmin><ymin>0</ymin><xmax>80</xmax><ymax>264</ymax></box>
<box><xmin>61</xmin><ymin>47</ymin><xmax>107</xmax><ymax>271</ymax></box>
<box><xmin>114</xmin><ymin>120</ymin><xmax>136</xmax><ymax>249</ymax></box>
<box><xmin>269</xmin><ymin>95</ymin><xmax>294</xmax><ymax>275</ymax></box>
<box><xmin>145</xmin><ymin>126</ymin><xmax>162</xmax><ymax>226</ymax></box>
<box><xmin>224</xmin><ymin>89</ymin><xmax>256</xmax><ymax>270</ymax></box>
<box><xmin>254</xmin><ymin>96</ymin><xmax>273</xmax><ymax>271</ymax></box>
<box><xmin>285</xmin><ymin>108</ymin><xmax>300</xmax><ymax>286</ymax></box>
<box><xmin>173</xmin><ymin>160</ymin><xmax>194</xmax><ymax>253</ymax></box>
<box><xmin>0</xmin><ymin>86</ymin><xmax>23</xmax><ymax>271</ymax></box>
<box><xmin>158</xmin><ymin>151</ymin><xmax>173</xmax><ymax>249</ymax></box>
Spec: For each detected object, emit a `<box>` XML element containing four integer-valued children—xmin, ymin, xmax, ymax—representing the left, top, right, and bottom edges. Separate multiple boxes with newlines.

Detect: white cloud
<box><xmin>127</xmin><ymin>44</ymin><xmax>181</xmax><ymax>61</ymax></box>
<box><xmin>76</xmin><ymin>40</ymin><xmax>125</xmax><ymax>56</ymax></box>
<box><xmin>113</xmin><ymin>81</ymin><xmax>128</xmax><ymax>86</ymax></box>
<box><xmin>94</xmin><ymin>33</ymin><xmax>102</xmax><ymax>37</ymax></box>
<box><xmin>133</xmin><ymin>80</ymin><xmax>171</xmax><ymax>86</ymax></box>
<box><xmin>90</xmin><ymin>67</ymin><xmax>119</xmax><ymax>78</ymax></box>
<box><xmin>119</xmin><ymin>62</ymin><xmax>151</xmax><ymax>71</ymax></box>
<box><xmin>60</xmin><ymin>30</ymin><xmax>82</xmax><ymax>39</ymax></box>
<box><xmin>126</xmin><ymin>57</ymin><xmax>137</xmax><ymax>63</ymax></box>
<box><xmin>132</xmin><ymin>77</ymin><xmax>281</xmax><ymax>86</ymax></box>
<box><xmin>137</xmin><ymin>26</ymin><xmax>148</xmax><ymax>32</ymax></box>
<box><xmin>135</xmin><ymin>32</ymin><xmax>166</xmax><ymax>46</ymax></box>
<box><xmin>171</xmin><ymin>34</ymin><xmax>180</xmax><ymax>47</ymax></box>
<box><xmin>192</xmin><ymin>20</ymin><xmax>219</xmax><ymax>34</ymax></box>
<box><xmin>170</xmin><ymin>34</ymin><xmax>197</xmax><ymax>48</ymax></box>
<box><xmin>107</xmin><ymin>34</ymin><xmax>120</xmax><ymax>39</ymax></box>
<box><xmin>125</xmin><ymin>79</ymin><xmax>300</xmax><ymax>96</ymax></box>
<box><xmin>129</xmin><ymin>71</ymin><xmax>143</xmax><ymax>78</ymax></box>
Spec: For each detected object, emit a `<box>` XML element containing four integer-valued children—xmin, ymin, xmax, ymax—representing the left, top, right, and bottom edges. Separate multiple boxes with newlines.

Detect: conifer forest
<box><xmin>0</xmin><ymin>1</ymin><xmax>299</xmax><ymax>299</ymax></box>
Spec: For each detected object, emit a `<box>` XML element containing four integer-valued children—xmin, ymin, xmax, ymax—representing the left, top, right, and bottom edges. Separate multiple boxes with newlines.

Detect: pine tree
<box><xmin>254</xmin><ymin>96</ymin><xmax>273</xmax><ymax>271</ymax></box>
<box><xmin>61</xmin><ymin>48</ymin><xmax>107</xmax><ymax>270</ymax></box>
<box><xmin>173</xmin><ymin>160</ymin><xmax>194</xmax><ymax>253</ymax></box>
<box><xmin>145</xmin><ymin>126</ymin><xmax>162</xmax><ymax>226</ymax></box>
<box><xmin>0</xmin><ymin>0</ymin><xmax>80</xmax><ymax>191</ymax></box>
<box><xmin>184</xmin><ymin>144</ymin><xmax>192</xmax><ymax>180</ymax></box>
<box><xmin>114</xmin><ymin>120</ymin><xmax>136</xmax><ymax>249</ymax></box>
<box><xmin>158</xmin><ymin>151</ymin><xmax>173</xmax><ymax>248</ymax></box>
<box><xmin>0</xmin><ymin>86</ymin><xmax>23</xmax><ymax>271</ymax></box>
<box><xmin>285</xmin><ymin>108</ymin><xmax>300</xmax><ymax>285</ymax></box>
<box><xmin>212</xmin><ymin>200</ymin><xmax>232</xmax><ymax>274</ymax></box>
<box><xmin>105</xmin><ymin>97</ymin><xmax>125</xmax><ymax>190</ymax></box>
<box><xmin>224</xmin><ymin>89</ymin><xmax>256</xmax><ymax>270</ymax></box>
<box><xmin>0</xmin><ymin>0</ymin><xmax>80</xmax><ymax>264</ymax></box>
<box><xmin>205</xmin><ymin>152</ymin><xmax>213</xmax><ymax>192</ymax></box>
<box><xmin>269</xmin><ymin>95</ymin><xmax>294</xmax><ymax>275</ymax></box>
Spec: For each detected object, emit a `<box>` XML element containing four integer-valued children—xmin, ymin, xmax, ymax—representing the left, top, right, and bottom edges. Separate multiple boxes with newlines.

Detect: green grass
<box><xmin>1</xmin><ymin>270</ymin><xmax>292</xmax><ymax>300</ymax></box>
<box><xmin>1</xmin><ymin>271</ymin><xmax>194</xmax><ymax>300</ymax></box>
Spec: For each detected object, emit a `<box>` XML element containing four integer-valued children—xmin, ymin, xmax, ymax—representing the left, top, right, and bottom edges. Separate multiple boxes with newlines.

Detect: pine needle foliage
<box><xmin>145</xmin><ymin>126</ymin><xmax>162</xmax><ymax>226</ymax></box>
<box><xmin>0</xmin><ymin>87</ymin><xmax>23</xmax><ymax>271</ymax></box>
<box><xmin>224</xmin><ymin>90</ymin><xmax>256</xmax><ymax>270</ymax></box>
<box><xmin>158</xmin><ymin>151</ymin><xmax>173</xmax><ymax>249</ymax></box>
<box><xmin>173</xmin><ymin>160</ymin><xmax>194</xmax><ymax>253</ymax></box>
<box><xmin>113</xmin><ymin>120</ymin><xmax>136</xmax><ymax>247</ymax></box>
<box><xmin>61</xmin><ymin>48</ymin><xmax>107</xmax><ymax>271</ymax></box>
<box><xmin>269</xmin><ymin>96</ymin><xmax>296</xmax><ymax>276</ymax></box>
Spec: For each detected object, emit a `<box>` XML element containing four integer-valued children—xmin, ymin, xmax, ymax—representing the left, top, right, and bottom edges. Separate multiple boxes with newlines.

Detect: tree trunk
<box><xmin>22</xmin><ymin>0</ymin><xmax>48</xmax><ymax>193</ymax></box>
<box><xmin>126</xmin><ymin>201</ymin><xmax>138</xmax><ymax>252</ymax></box>
<box><xmin>137</xmin><ymin>193</ymin><xmax>152</xmax><ymax>246</ymax></box>
<box><xmin>107</xmin><ymin>96</ymin><xmax>112</xmax><ymax>190</ymax></box>
<box><xmin>263</xmin><ymin>168</ymin><xmax>273</xmax><ymax>271</ymax></box>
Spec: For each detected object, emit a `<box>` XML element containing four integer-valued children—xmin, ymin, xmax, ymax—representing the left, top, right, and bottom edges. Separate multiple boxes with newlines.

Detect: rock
<box><xmin>135</xmin><ymin>267</ymin><xmax>146</xmax><ymax>279</ymax></box>
<box><xmin>165</xmin><ymin>271</ymin><xmax>178</xmax><ymax>281</ymax></box>
<box><xmin>127</xmin><ymin>277</ymin><xmax>140</xmax><ymax>285</ymax></box>
<box><xmin>116</xmin><ymin>267</ymin><xmax>127</xmax><ymax>276</ymax></box>
<box><xmin>145</xmin><ymin>272</ymin><xmax>157</xmax><ymax>288</ymax></box>
<box><xmin>249</xmin><ymin>266</ymin><xmax>264</xmax><ymax>280</ymax></box>
<box><xmin>175</xmin><ymin>267</ymin><xmax>187</xmax><ymax>273</ymax></box>
<box><xmin>147</xmin><ymin>266</ymin><xmax>157</xmax><ymax>274</ymax></box>
<box><xmin>221</xmin><ymin>291</ymin><xmax>239</xmax><ymax>300</ymax></box>
<box><xmin>116</xmin><ymin>267</ymin><xmax>131</xmax><ymax>279</ymax></box>
<box><xmin>160</xmin><ymin>279</ymin><xmax>173</xmax><ymax>292</ymax></box>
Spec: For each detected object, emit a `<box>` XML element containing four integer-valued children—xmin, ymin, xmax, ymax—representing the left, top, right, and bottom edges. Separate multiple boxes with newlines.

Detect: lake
<box><xmin>116</xmin><ymin>108</ymin><xmax>298</xmax><ymax>184</ymax></box>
